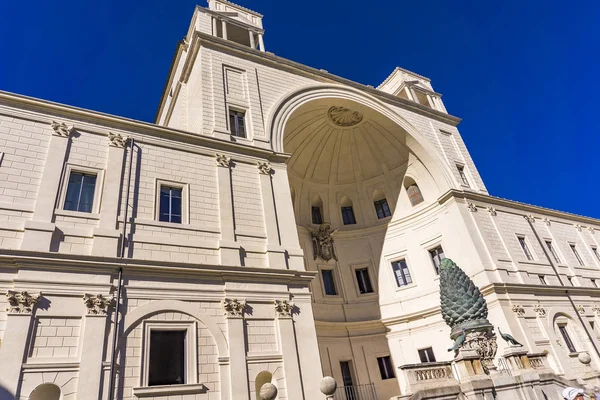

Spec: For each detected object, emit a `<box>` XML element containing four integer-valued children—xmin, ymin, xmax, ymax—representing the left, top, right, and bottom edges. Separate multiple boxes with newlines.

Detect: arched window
<box><xmin>311</xmin><ymin>194</ymin><xmax>323</xmax><ymax>225</ymax></box>
<box><xmin>340</xmin><ymin>196</ymin><xmax>356</xmax><ymax>225</ymax></box>
<box><xmin>30</xmin><ymin>383</ymin><xmax>61</xmax><ymax>400</ymax></box>
<box><xmin>372</xmin><ymin>189</ymin><xmax>391</xmax><ymax>219</ymax></box>
<box><xmin>404</xmin><ymin>178</ymin><xmax>424</xmax><ymax>207</ymax></box>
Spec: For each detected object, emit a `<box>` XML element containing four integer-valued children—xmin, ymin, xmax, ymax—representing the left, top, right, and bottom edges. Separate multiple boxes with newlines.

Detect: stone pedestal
<box><xmin>502</xmin><ymin>346</ymin><xmax>530</xmax><ymax>373</ymax></box>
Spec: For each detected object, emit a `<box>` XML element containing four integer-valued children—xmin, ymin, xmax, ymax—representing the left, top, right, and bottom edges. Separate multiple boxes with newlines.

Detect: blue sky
<box><xmin>1</xmin><ymin>1</ymin><xmax>599</xmax><ymax>218</ymax></box>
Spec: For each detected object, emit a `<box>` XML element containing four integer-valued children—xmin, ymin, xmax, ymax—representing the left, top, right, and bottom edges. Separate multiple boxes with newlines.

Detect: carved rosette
<box><xmin>327</xmin><ymin>106</ymin><xmax>363</xmax><ymax>127</ymax></box>
<box><xmin>107</xmin><ymin>132</ymin><xmax>127</xmax><ymax>148</ymax></box>
<box><xmin>215</xmin><ymin>153</ymin><xmax>231</xmax><ymax>168</ymax></box>
<box><xmin>511</xmin><ymin>304</ymin><xmax>525</xmax><ymax>317</ymax></box>
<box><xmin>50</xmin><ymin>121</ymin><xmax>74</xmax><ymax>137</ymax></box>
<box><xmin>257</xmin><ymin>162</ymin><xmax>272</xmax><ymax>175</ymax></box>
<box><xmin>274</xmin><ymin>300</ymin><xmax>294</xmax><ymax>318</ymax></box>
<box><xmin>524</xmin><ymin>214</ymin><xmax>535</xmax><ymax>223</ymax></box>
<box><xmin>467</xmin><ymin>203</ymin><xmax>477</xmax><ymax>212</ymax></box>
<box><xmin>6</xmin><ymin>291</ymin><xmax>41</xmax><ymax>314</ymax></box>
<box><xmin>222</xmin><ymin>298</ymin><xmax>246</xmax><ymax>318</ymax></box>
<box><xmin>462</xmin><ymin>328</ymin><xmax>498</xmax><ymax>370</ymax></box>
<box><xmin>83</xmin><ymin>293</ymin><xmax>115</xmax><ymax>315</ymax></box>
<box><xmin>486</xmin><ymin>207</ymin><xmax>497</xmax><ymax>216</ymax></box>
<box><xmin>533</xmin><ymin>303</ymin><xmax>546</xmax><ymax>317</ymax></box>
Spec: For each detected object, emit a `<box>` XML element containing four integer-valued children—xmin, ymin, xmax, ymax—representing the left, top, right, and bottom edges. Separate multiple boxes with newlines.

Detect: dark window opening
<box><xmin>159</xmin><ymin>186</ymin><xmax>182</xmax><ymax>223</ymax></box>
<box><xmin>377</xmin><ymin>356</ymin><xmax>395</xmax><ymax>380</ymax></box>
<box><xmin>64</xmin><ymin>172</ymin><xmax>96</xmax><ymax>213</ymax></box>
<box><xmin>559</xmin><ymin>325</ymin><xmax>576</xmax><ymax>353</ymax></box>
<box><xmin>429</xmin><ymin>246</ymin><xmax>445</xmax><ymax>275</ymax></box>
<box><xmin>341</xmin><ymin>206</ymin><xmax>356</xmax><ymax>225</ymax></box>
<box><xmin>355</xmin><ymin>268</ymin><xmax>373</xmax><ymax>294</ymax></box>
<box><xmin>545</xmin><ymin>240</ymin><xmax>561</xmax><ymax>263</ymax></box>
<box><xmin>570</xmin><ymin>244</ymin><xmax>584</xmax><ymax>266</ymax></box>
<box><xmin>518</xmin><ymin>236</ymin><xmax>533</xmax><ymax>260</ymax></box>
<box><xmin>312</xmin><ymin>206</ymin><xmax>323</xmax><ymax>225</ymax></box>
<box><xmin>539</xmin><ymin>275</ymin><xmax>547</xmax><ymax>285</ymax></box>
<box><xmin>392</xmin><ymin>259</ymin><xmax>412</xmax><ymax>287</ymax></box>
<box><xmin>148</xmin><ymin>330</ymin><xmax>186</xmax><ymax>386</ymax></box>
<box><xmin>418</xmin><ymin>347</ymin><xmax>436</xmax><ymax>363</ymax></box>
<box><xmin>457</xmin><ymin>165</ymin><xmax>469</xmax><ymax>187</ymax></box>
<box><xmin>321</xmin><ymin>270</ymin><xmax>337</xmax><ymax>296</ymax></box>
<box><xmin>374</xmin><ymin>199</ymin><xmax>391</xmax><ymax>219</ymax></box>
<box><xmin>229</xmin><ymin>109</ymin><xmax>246</xmax><ymax>138</ymax></box>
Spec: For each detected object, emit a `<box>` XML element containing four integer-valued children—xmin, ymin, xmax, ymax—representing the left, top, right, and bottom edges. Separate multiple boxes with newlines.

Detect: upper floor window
<box><xmin>341</xmin><ymin>206</ymin><xmax>356</xmax><ymax>225</ymax></box>
<box><xmin>159</xmin><ymin>186</ymin><xmax>182</xmax><ymax>223</ymax></box>
<box><xmin>545</xmin><ymin>240</ymin><xmax>561</xmax><ymax>263</ymax></box>
<box><xmin>377</xmin><ymin>356</ymin><xmax>395</xmax><ymax>380</ymax></box>
<box><xmin>517</xmin><ymin>236</ymin><xmax>533</xmax><ymax>260</ymax></box>
<box><xmin>321</xmin><ymin>269</ymin><xmax>337</xmax><ymax>296</ymax></box>
<box><xmin>558</xmin><ymin>325</ymin><xmax>576</xmax><ymax>353</ymax></box>
<box><xmin>418</xmin><ymin>347</ymin><xmax>436</xmax><ymax>363</ymax></box>
<box><xmin>570</xmin><ymin>244</ymin><xmax>584</xmax><ymax>266</ymax></box>
<box><xmin>539</xmin><ymin>275</ymin><xmax>547</xmax><ymax>285</ymax></box>
<box><xmin>374</xmin><ymin>199</ymin><xmax>391</xmax><ymax>219</ymax></box>
<box><xmin>592</xmin><ymin>246</ymin><xmax>600</xmax><ymax>263</ymax></box>
<box><xmin>64</xmin><ymin>172</ymin><xmax>97</xmax><ymax>213</ymax></box>
<box><xmin>355</xmin><ymin>268</ymin><xmax>374</xmax><ymax>294</ymax></box>
<box><xmin>406</xmin><ymin>184</ymin><xmax>424</xmax><ymax>206</ymax></box>
<box><xmin>149</xmin><ymin>330</ymin><xmax>186</xmax><ymax>386</ymax></box>
<box><xmin>229</xmin><ymin>109</ymin><xmax>246</xmax><ymax>138</ymax></box>
<box><xmin>312</xmin><ymin>206</ymin><xmax>323</xmax><ymax>225</ymax></box>
<box><xmin>429</xmin><ymin>246</ymin><xmax>445</xmax><ymax>274</ymax></box>
<box><xmin>456</xmin><ymin>165</ymin><xmax>469</xmax><ymax>187</ymax></box>
<box><xmin>592</xmin><ymin>279</ymin><xmax>598</xmax><ymax>288</ymax></box>
<box><xmin>392</xmin><ymin>259</ymin><xmax>412</xmax><ymax>287</ymax></box>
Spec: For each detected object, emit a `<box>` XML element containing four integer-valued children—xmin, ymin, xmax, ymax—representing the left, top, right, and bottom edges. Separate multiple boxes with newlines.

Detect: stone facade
<box><xmin>0</xmin><ymin>1</ymin><xmax>599</xmax><ymax>400</ymax></box>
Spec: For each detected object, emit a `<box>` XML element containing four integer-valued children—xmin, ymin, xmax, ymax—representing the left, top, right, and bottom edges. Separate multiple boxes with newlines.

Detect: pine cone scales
<box><xmin>439</xmin><ymin>258</ymin><xmax>488</xmax><ymax>328</ymax></box>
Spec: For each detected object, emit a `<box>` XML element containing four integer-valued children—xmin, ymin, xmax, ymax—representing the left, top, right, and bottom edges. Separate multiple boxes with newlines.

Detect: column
<box><xmin>77</xmin><ymin>294</ymin><xmax>113</xmax><ymax>400</ymax></box>
<box><xmin>92</xmin><ymin>133</ymin><xmax>127</xmax><ymax>257</ymax></box>
<box><xmin>21</xmin><ymin>121</ymin><xmax>73</xmax><ymax>251</ymax></box>
<box><xmin>258</xmin><ymin>34</ymin><xmax>265</xmax><ymax>52</ymax></box>
<box><xmin>270</xmin><ymin>163</ymin><xmax>304</xmax><ymax>270</ymax></box>
<box><xmin>0</xmin><ymin>291</ymin><xmax>40</xmax><ymax>396</ymax></box>
<box><xmin>275</xmin><ymin>300</ymin><xmax>303</xmax><ymax>400</ymax></box>
<box><xmin>222</xmin><ymin>20</ymin><xmax>228</xmax><ymax>40</ymax></box>
<box><xmin>223</xmin><ymin>299</ymin><xmax>249</xmax><ymax>400</ymax></box>
<box><xmin>216</xmin><ymin>154</ymin><xmax>240</xmax><ymax>266</ymax></box>
<box><xmin>249</xmin><ymin>31</ymin><xmax>256</xmax><ymax>49</ymax></box>
<box><xmin>257</xmin><ymin>162</ymin><xmax>286</xmax><ymax>269</ymax></box>
<box><xmin>212</xmin><ymin>17</ymin><xmax>218</xmax><ymax>37</ymax></box>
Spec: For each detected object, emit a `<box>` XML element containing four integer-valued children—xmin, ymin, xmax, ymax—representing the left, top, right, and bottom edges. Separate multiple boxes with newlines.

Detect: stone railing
<box><xmin>399</xmin><ymin>361</ymin><xmax>458</xmax><ymax>391</ymax></box>
<box><xmin>528</xmin><ymin>352</ymin><xmax>552</xmax><ymax>372</ymax></box>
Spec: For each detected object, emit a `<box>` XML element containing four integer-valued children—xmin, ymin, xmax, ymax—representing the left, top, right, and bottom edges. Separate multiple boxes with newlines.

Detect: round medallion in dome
<box><xmin>327</xmin><ymin>106</ymin><xmax>363</xmax><ymax>127</ymax></box>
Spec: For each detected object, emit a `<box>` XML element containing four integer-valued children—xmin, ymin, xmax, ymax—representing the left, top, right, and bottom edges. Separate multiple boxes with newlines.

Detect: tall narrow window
<box><xmin>545</xmin><ymin>240</ymin><xmax>561</xmax><ymax>263</ymax></box>
<box><xmin>392</xmin><ymin>259</ymin><xmax>412</xmax><ymax>287</ymax></box>
<box><xmin>406</xmin><ymin>184</ymin><xmax>424</xmax><ymax>206</ymax></box>
<box><xmin>429</xmin><ymin>246</ymin><xmax>445</xmax><ymax>274</ymax></box>
<box><xmin>570</xmin><ymin>244</ymin><xmax>584</xmax><ymax>266</ymax></box>
<box><xmin>592</xmin><ymin>279</ymin><xmax>598</xmax><ymax>288</ymax></box>
<box><xmin>340</xmin><ymin>361</ymin><xmax>354</xmax><ymax>387</ymax></box>
<box><xmin>374</xmin><ymin>199</ymin><xmax>391</xmax><ymax>219</ymax></box>
<box><xmin>312</xmin><ymin>206</ymin><xmax>323</xmax><ymax>225</ymax></box>
<box><xmin>321</xmin><ymin>270</ymin><xmax>337</xmax><ymax>296</ymax></box>
<box><xmin>64</xmin><ymin>172</ymin><xmax>97</xmax><ymax>213</ymax></box>
<box><xmin>567</xmin><ymin>276</ymin><xmax>574</xmax><ymax>286</ymax></box>
<box><xmin>592</xmin><ymin>246</ymin><xmax>600</xmax><ymax>263</ymax></box>
<box><xmin>355</xmin><ymin>268</ymin><xmax>374</xmax><ymax>294</ymax></box>
<box><xmin>517</xmin><ymin>236</ymin><xmax>533</xmax><ymax>260</ymax></box>
<box><xmin>229</xmin><ymin>109</ymin><xmax>246</xmax><ymax>138</ymax></box>
<box><xmin>341</xmin><ymin>206</ymin><xmax>356</xmax><ymax>225</ymax></box>
<box><xmin>539</xmin><ymin>275</ymin><xmax>547</xmax><ymax>285</ymax></box>
<box><xmin>148</xmin><ymin>330</ymin><xmax>186</xmax><ymax>386</ymax></box>
<box><xmin>456</xmin><ymin>165</ymin><xmax>469</xmax><ymax>187</ymax></box>
<box><xmin>418</xmin><ymin>347</ymin><xmax>436</xmax><ymax>363</ymax></box>
<box><xmin>159</xmin><ymin>186</ymin><xmax>182</xmax><ymax>223</ymax></box>
<box><xmin>558</xmin><ymin>325</ymin><xmax>576</xmax><ymax>353</ymax></box>
<box><xmin>377</xmin><ymin>356</ymin><xmax>395</xmax><ymax>380</ymax></box>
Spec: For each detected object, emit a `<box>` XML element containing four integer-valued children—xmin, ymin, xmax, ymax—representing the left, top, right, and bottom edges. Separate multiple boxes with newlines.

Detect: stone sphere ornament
<box><xmin>259</xmin><ymin>383</ymin><xmax>278</xmax><ymax>400</ymax></box>
<box><xmin>578</xmin><ymin>352</ymin><xmax>592</xmax><ymax>365</ymax></box>
<box><xmin>320</xmin><ymin>376</ymin><xmax>337</xmax><ymax>396</ymax></box>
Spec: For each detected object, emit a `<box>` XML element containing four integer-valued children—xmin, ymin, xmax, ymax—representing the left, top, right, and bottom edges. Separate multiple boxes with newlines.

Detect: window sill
<box><xmin>132</xmin><ymin>383</ymin><xmax>206</xmax><ymax>397</ymax></box>
<box><xmin>55</xmin><ymin>209</ymin><xmax>100</xmax><ymax>220</ymax></box>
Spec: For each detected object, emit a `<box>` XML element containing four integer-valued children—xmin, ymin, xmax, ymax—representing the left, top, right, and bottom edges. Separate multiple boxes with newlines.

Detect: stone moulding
<box><xmin>6</xmin><ymin>290</ymin><xmax>41</xmax><ymax>314</ymax></box>
<box><xmin>83</xmin><ymin>293</ymin><xmax>115</xmax><ymax>315</ymax></box>
<box><xmin>222</xmin><ymin>298</ymin><xmax>246</xmax><ymax>317</ymax></box>
<box><xmin>274</xmin><ymin>299</ymin><xmax>294</xmax><ymax>318</ymax></box>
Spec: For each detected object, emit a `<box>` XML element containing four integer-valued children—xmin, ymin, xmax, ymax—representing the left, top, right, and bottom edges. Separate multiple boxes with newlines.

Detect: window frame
<box><xmin>428</xmin><ymin>245</ymin><xmax>445</xmax><ymax>275</ymax></box>
<box><xmin>373</xmin><ymin>198</ymin><xmax>392</xmax><ymax>219</ymax></box>
<box><xmin>391</xmin><ymin>259</ymin><xmax>413</xmax><ymax>288</ymax></box>
<box><xmin>141</xmin><ymin>321</ymin><xmax>198</xmax><ymax>388</ymax></box>
<box><xmin>545</xmin><ymin>240</ymin><xmax>561</xmax><ymax>264</ymax></box>
<box><xmin>539</xmin><ymin>275</ymin><xmax>547</xmax><ymax>285</ymax></box>
<box><xmin>312</xmin><ymin>206</ymin><xmax>323</xmax><ymax>225</ymax></box>
<box><xmin>591</xmin><ymin>246</ymin><xmax>600</xmax><ymax>264</ymax></box>
<box><xmin>58</xmin><ymin>164</ymin><xmax>104</xmax><ymax>215</ymax></box>
<box><xmin>341</xmin><ymin>206</ymin><xmax>356</xmax><ymax>225</ymax></box>
<box><xmin>353</xmin><ymin>265</ymin><xmax>375</xmax><ymax>295</ymax></box>
<box><xmin>456</xmin><ymin>164</ymin><xmax>470</xmax><ymax>188</ymax></box>
<box><xmin>376</xmin><ymin>355</ymin><xmax>395</xmax><ymax>380</ymax></box>
<box><xmin>406</xmin><ymin>184</ymin><xmax>424</xmax><ymax>207</ymax></box>
<box><xmin>569</xmin><ymin>243</ymin><xmax>585</xmax><ymax>266</ymax></box>
<box><xmin>154</xmin><ymin>179</ymin><xmax>189</xmax><ymax>225</ymax></box>
<box><xmin>517</xmin><ymin>235</ymin><xmax>534</xmax><ymax>261</ymax></box>
<box><xmin>557</xmin><ymin>324</ymin><xmax>577</xmax><ymax>353</ymax></box>
<box><xmin>320</xmin><ymin>268</ymin><xmax>338</xmax><ymax>296</ymax></box>
<box><xmin>228</xmin><ymin>107</ymin><xmax>247</xmax><ymax>138</ymax></box>
<box><xmin>418</xmin><ymin>347</ymin><xmax>437</xmax><ymax>363</ymax></box>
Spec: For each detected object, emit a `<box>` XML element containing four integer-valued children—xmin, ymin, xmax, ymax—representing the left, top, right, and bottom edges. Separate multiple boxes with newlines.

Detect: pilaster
<box><xmin>216</xmin><ymin>154</ymin><xmax>240</xmax><ymax>266</ymax></box>
<box><xmin>274</xmin><ymin>299</ymin><xmax>304</xmax><ymax>400</ymax></box>
<box><xmin>257</xmin><ymin>162</ymin><xmax>286</xmax><ymax>268</ymax></box>
<box><xmin>222</xmin><ymin>298</ymin><xmax>249</xmax><ymax>400</ymax></box>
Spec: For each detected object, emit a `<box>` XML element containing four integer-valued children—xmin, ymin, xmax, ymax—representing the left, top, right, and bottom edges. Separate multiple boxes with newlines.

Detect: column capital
<box><xmin>222</xmin><ymin>298</ymin><xmax>247</xmax><ymax>318</ymax></box>
<box><xmin>107</xmin><ymin>132</ymin><xmax>128</xmax><ymax>148</ymax></box>
<box><xmin>215</xmin><ymin>153</ymin><xmax>231</xmax><ymax>168</ymax></box>
<box><xmin>50</xmin><ymin>120</ymin><xmax>74</xmax><ymax>137</ymax></box>
<box><xmin>274</xmin><ymin>299</ymin><xmax>294</xmax><ymax>318</ymax></box>
<box><xmin>6</xmin><ymin>290</ymin><xmax>41</xmax><ymax>314</ymax></box>
<box><xmin>257</xmin><ymin>161</ymin><xmax>272</xmax><ymax>175</ymax></box>
<box><xmin>83</xmin><ymin>293</ymin><xmax>115</xmax><ymax>316</ymax></box>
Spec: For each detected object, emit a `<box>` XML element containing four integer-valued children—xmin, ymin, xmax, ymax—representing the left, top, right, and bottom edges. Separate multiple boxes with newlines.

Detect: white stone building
<box><xmin>0</xmin><ymin>1</ymin><xmax>599</xmax><ymax>399</ymax></box>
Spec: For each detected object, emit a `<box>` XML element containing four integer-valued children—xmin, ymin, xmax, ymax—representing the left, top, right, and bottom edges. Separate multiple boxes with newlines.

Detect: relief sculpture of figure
<box><xmin>311</xmin><ymin>222</ymin><xmax>338</xmax><ymax>261</ymax></box>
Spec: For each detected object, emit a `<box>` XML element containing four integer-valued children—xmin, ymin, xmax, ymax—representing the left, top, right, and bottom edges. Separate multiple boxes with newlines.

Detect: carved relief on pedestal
<box><xmin>257</xmin><ymin>161</ymin><xmax>272</xmax><ymax>175</ymax></box>
<box><xmin>107</xmin><ymin>132</ymin><xmax>127</xmax><ymax>148</ymax></box>
<box><xmin>50</xmin><ymin>121</ymin><xmax>74</xmax><ymax>137</ymax></box>
<box><xmin>311</xmin><ymin>223</ymin><xmax>338</xmax><ymax>261</ymax></box>
<box><xmin>6</xmin><ymin>291</ymin><xmax>41</xmax><ymax>314</ymax></box>
<box><xmin>274</xmin><ymin>300</ymin><xmax>294</xmax><ymax>318</ymax></box>
<box><xmin>83</xmin><ymin>293</ymin><xmax>115</xmax><ymax>315</ymax></box>
<box><xmin>215</xmin><ymin>153</ymin><xmax>231</xmax><ymax>168</ymax></box>
<box><xmin>222</xmin><ymin>298</ymin><xmax>247</xmax><ymax>317</ymax></box>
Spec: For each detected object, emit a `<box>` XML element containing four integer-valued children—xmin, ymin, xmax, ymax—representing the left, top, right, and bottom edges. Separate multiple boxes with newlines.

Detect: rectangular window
<box><xmin>159</xmin><ymin>186</ymin><xmax>182</xmax><ymax>223</ymax></box>
<box><xmin>592</xmin><ymin>247</ymin><xmax>600</xmax><ymax>263</ymax></box>
<box><xmin>545</xmin><ymin>240</ymin><xmax>561</xmax><ymax>263</ymax></box>
<box><xmin>64</xmin><ymin>172</ymin><xmax>97</xmax><ymax>213</ymax></box>
<box><xmin>567</xmin><ymin>277</ymin><xmax>574</xmax><ymax>286</ymax></box>
<box><xmin>429</xmin><ymin>246</ymin><xmax>445</xmax><ymax>274</ymax></box>
<box><xmin>377</xmin><ymin>356</ymin><xmax>395</xmax><ymax>380</ymax></box>
<box><xmin>312</xmin><ymin>206</ymin><xmax>323</xmax><ymax>225</ymax></box>
<box><xmin>539</xmin><ymin>275</ymin><xmax>547</xmax><ymax>285</ymax></box>
<box><xmin>570</xmin><ymin>244</ymin><xmax>584</xmax><ymax>266</ymax></box>
<box><xmin>592</xmin><ymin>279</ymin><xmax>598</xmax><ymax>288</ymax></box>
<box><xmin>517</xmin><ymin>236</ymin><xmax>533</xmax><ymax>260</ymax></box>
<box><xmin>229</xmin><ymin>109</ymin><xmax>246</xmax><ymax>138</ymax></box>
<box><xmin>321</xmin><ymin>270</ymin><xmax>337</xmax><ymax>296</ymax></box>
<box><xmin>559</xmin><ymin>325</ymin><xmax>576</xmax><ymax>353</ymax></box>
<box><xmin>340</xmin><ymin>361</ymin><xmax>354</xmax><ymax>387</ymax></box>
<box><xmin>392</xmin><ymin>259</ymin><xmax>412</xmax><ymax>287</ymax></box>
<box><xmin>374</xmin><ymin>199</ymin><xmax>391</xmax><ymax>219</ymax></box>
<box><xmin>418</xmin><ymin>347</ymin><xmax>436</xmax><ymax>363</ymax></box>
<box><xmin>355</xmin><ymin>268</ymin><xmax>374</xmax><ymax>294</ymax></box>
<box><xmin>341</xmin><ymin>206</ymin><xmax>356</xmax><ymax>225</ymax></box>
<box><xmin>148</xmin><ymin>330</ymin><xmax>186</xmax><ymax>386</ymax></box>
<box><xmin>457</xmin><ymin>165</ymin><xmax>469</xmax><ymax>187</ymax></box>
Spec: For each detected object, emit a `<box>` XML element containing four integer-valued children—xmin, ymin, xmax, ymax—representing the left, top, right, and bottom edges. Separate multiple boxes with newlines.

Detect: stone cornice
<box><xmin>440</xmin><ymin>189</ymin><xmax>600</xmax><ymax>227</ymax></box>
<box><xmin>0</xmin><ymin>92</ymin><xmax>289</xmax><ymax>164</ymax></box>
<box><xmin>0</xmin><ymin>250</ymin><xmax>317</xmax><ymax>284</ymax></box>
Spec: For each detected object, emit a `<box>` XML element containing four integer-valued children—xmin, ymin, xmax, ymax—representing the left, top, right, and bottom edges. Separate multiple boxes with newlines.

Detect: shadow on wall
<box><xmin>0</xmin><ymin>385</ymin><xmax>12</xmax><ymax>400</ymax></box>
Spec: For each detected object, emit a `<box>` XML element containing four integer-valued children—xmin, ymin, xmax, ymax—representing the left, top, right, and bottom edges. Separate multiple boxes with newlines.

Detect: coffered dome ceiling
<box><xmin>283</xmin><ymin>99</ymin><xmax>411</xmax><ymax>186</ymax></box>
